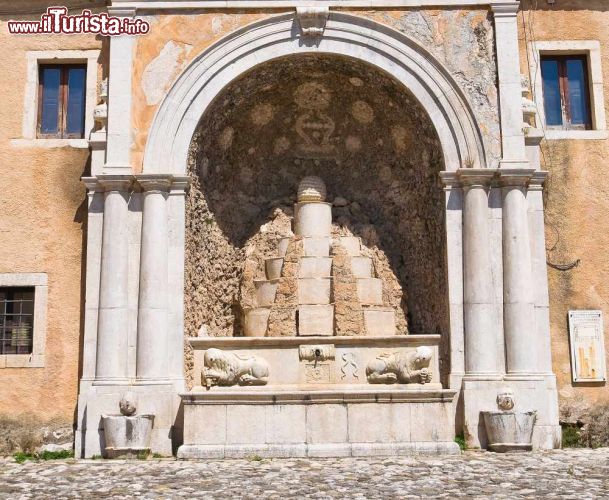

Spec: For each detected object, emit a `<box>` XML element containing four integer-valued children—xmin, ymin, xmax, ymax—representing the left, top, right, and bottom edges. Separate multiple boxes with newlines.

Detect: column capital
<box><xmin>170</xmin><ymin>176</ymin><xmax>191</xmax><ymax>193</ymax></box>
<box><xmin>528</xmin><ymin>171</ymin><xmax>548</xmax><ymax>191</ymax></box>
<box><xmin>137</xmin><ymin>174</ymin><xmax>173</xmax><ymax>193</ymax></box>
<box><xmin>498</xmin><ymin>168</ymin><xmax>535</xmax><ymax>187</ymax></box>
<box><xmin>457</xmin><ymin>168</ymin><xmax>497</xmax><ymax>188</ymax></box>
<box><xmin>96</xmin><ymin>175</ymin><xmax>134</xmax><ymax>192</ymax></box>
<box><xmin>490</xmin><ymin>2</ymin><xmax>520</xmax><ymax>17</ymax></box>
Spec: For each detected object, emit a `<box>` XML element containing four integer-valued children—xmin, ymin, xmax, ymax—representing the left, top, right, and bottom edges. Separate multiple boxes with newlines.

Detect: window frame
<box><xmin>540</xmin><ymin>55</ymin><xmax>592</xmax><ymax>131</ymax></box>
<box><xmin>37</xmin><ymin>63</ymin><xmax>88</xmax><ymax>139</ymax></box>
<box><xmin>0</xmin><ymin>287</ymin><xmax>36</xmax><ymax>356</ymax></box>
<box><xmin>13</xmin><ymin>50</ymin><xmax>99</xmax><ymax>149</ymax></box>
<box><xmin>0</xmin><ymin>274</ymin><xmax>47</xmax><ymax>369</ymax></box>
<box><xmin>528</xmin><ymin>40</ymin><xmax>607</xmax><ymax>140</ymax></box>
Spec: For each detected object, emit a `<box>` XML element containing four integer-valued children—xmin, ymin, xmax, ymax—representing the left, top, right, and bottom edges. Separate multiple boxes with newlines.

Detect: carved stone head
<box><xmin>412</xmin><ymin>346</ymin><xmax>433</xmax><ymax>368</ymax></box>
<box><xmin>497</xmin><ymin>388</ymin><xmax>515</xmax><ymax>411</ymax></box>
<box><xmin>119</xmin><ymin>392</ymin><xmax>137</xmax><ymax>416</ymax></box>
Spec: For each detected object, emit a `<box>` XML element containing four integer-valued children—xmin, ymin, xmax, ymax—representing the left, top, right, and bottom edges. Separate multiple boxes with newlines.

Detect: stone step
<box><xmin>299</xmin><ymin>257</ymin><xmax>332</xmax><ymax>278</ymax></box>
<box><xmin>303</xmin><ymin>237</ymin><xmax>330</xmax><ymax>257</ymax></box>
<box><xmin>298</xmin><ymin>278</ymin><xmax>332</xmax><ymax>305</ymax></box>
<box><xmin>243</xmin><ymin>308</ymin><xmax>270</xmax><ymax>337</ymax></box>
<box><xmin>298</xmin><ymin>305</ymin><xmax>334</xmax><ymax>336</ymax></box>
<box><xmin>357</xmin><ymin>278</ymin><xmax>383</xmax><ymax>305</ymax></box>
<box><xmin>254</xmin><ymin>279</ymin><xmax>279</xmax><ymax>307</ymax></box>
<box><xmin>265</xmin><ymin>257</ymin><xmax>284</xmax><ymax>280</ymax></box>
<box><xmin>337</xmin><ymin>236</ymin><xmax>361</xmax><ymax>256</ymax></box>
<box><xmin>351</xmin><ymin>256</ymin><xmax>372</xmax><ymax>278</ymax></box>
<box><xmin>363</xmin><ymin>308</ymin><xmax>396</xmax><ymax>336</ymax></box>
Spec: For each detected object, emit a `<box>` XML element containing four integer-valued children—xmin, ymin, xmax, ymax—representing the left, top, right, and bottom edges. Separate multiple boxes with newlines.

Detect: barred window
<box><xmin>0</xmin><ymin>287</ymin><xmax>35</xmax><ymax>355</ymax></box>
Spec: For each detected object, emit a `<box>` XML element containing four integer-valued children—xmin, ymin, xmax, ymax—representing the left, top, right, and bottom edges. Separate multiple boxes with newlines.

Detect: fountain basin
<box><xmin>101</xmin><ymin>414</ymin><xmax>155</xmax><ymax>458</ymax></box>
<box><xmin>482</xmin><ymin>410</ymin><xmax>537</xmax><ymax>452</ymax></box>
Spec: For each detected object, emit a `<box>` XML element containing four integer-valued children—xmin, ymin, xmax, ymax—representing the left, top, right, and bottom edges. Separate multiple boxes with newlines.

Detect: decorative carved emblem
<box><xmin>119</xmin><ymin>392</ymin><xmax>137</xmax><ymax>416</ymax></box>
<box><xmin>202</xmin><ymin>348</ymin><xmax>269</xmax><ymax>387</ymax></box>
<box><xmin>340</xmin><ymin>352</ymin><xmax>359</xmax><ymax>381</ymax></box>
<box><xmin>293</xmin><ymin>82</ymin><xmax>336</xmax><ymax>155</ymax></box>
<box><xmin>296</xmin><ymin>6</ymin><xmax>329</xmax><ymax>37</ymax></box>
<box><xmin>93</xmin><ymin>78</ymin><xmax>108</xmax><ymax>131</ymax></box>
<box><xmin>366</xmin><ymin>346</ymin><xmax>433</xmax><ymax>384</ymax></box>
<box><xmin>299</xmin><ymin>344</ymin><xmax>335</xmax><ymax>361</ymax></box>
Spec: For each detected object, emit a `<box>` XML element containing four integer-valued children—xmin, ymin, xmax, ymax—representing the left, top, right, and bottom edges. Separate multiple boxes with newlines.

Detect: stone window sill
<box><xmin>543</xmin><ymin>130</ymin><xmax>608</xmax><ymax>141</ymax></box>
<box><xmin>0</xmin><ymin>354</ymin><xmax>45</xmax><ymax>368</ymax></box>
<box><xmin>10</xmin><ymin>138</ymin><xmax>90</xmax><ymax>149</ymax></box>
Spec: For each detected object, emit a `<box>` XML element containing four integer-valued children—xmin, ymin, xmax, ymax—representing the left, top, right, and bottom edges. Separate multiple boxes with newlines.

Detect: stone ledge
<box><xmin>189</xmin><ymin>334</ymin><xmax>440</xmax><ymax>348</ymax></box>
<box><xmin>181</xmin><ymin>386</ymin><xmax>456</xmax><ymax>404</ymax></box>
<box><xmin>177</xmin><ymin>442</ymin><xmax>461</xmax><ymax>459</ymax></box>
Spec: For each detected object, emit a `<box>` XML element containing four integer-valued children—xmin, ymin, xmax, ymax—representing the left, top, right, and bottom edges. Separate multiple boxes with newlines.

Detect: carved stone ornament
<box><xmin>296</xmin><ymin>6</ymin><xmax>329</xmax><ymax>37</ymax></box>
<box><xmin>119</xmin><ymin>391</ymin><xmax>137</xmax><ymax>416</ymax></box>
<box><xmin>366</xmin><ymin>346</ymin><xmax>433</xmax><ymax>384</ymax></box>
<box><xmin>202</xmin><ymin>348</ymin><xmax>269</xmax><ymax>387</ymax></box>
<box><xmin>299</xmin><ymin>344</ymin><xmax>335</xmax><ymax>361</ymax></box>
<box><xmin>496</xmin><ymin>388</ymin><xmax>515</xmax><ymax>411</ymax></box>
<box><xmin>93</xmin><ymin>78</ymin><xmax>108</xmax><ymax>131</ymax></box>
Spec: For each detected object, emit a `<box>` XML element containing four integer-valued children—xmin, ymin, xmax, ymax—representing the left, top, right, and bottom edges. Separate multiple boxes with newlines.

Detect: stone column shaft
<box><xmin>492</xmin><ymin>3</ymin><xmax>528</xmax><ymax>165</ymax></box>
<box><xmin>136</xmin><ymin>176</ymin><xmax>171</xmax><ymax>381</ymax></box>
<box><xmin>104</xmin><ymin>8</ymin><xmax>134</xmax><ymax>173</ymax></box>
<box><xmin>501</xmin><ymin>170</ymin><xmax>538</xmax><ymax>375</ymax></box>
<box><xmin>527</xmin><ymin>172</ymin><xmax>553</xmax><ymax>374</ymax></box>
<box><xmin>460</xmin><ymin>170</ymin><xmax>500</xmax><ymax>376</ymax></box>
<box><xmin>96</xmin><ymin>177</ymin><xmax>132</xmax><ymax>381</ymax></box>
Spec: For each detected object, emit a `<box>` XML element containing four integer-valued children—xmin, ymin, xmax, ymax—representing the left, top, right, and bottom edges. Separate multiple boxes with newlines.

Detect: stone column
<box><xmin>501</xmin><ymin>169</ymin><xmax>538</xmax><ymax>375</ymax></box>
<box><xmin>136</xmin><ymin>175</ymin><xmax>172</xmax><ymax>381</ymax></box>
<box><xmin>459</xmin><ymin>170</ymin><xmax>501</xmax><ymax>376</ymax></box>
<box><xmin>104</xmin><ymin>8</ymin><xmax>134</xmax><ymax>174</ymax></box>
<box><xmin>527</xmin><ymin>172</ymin><xmax>553</xmax><ymax>374</ymax></box>
<box><xmin>96</xmin><ymin>176</ymin><xmax>132</xmax><ymax>382</ymax></box>
<box><xmin>492</xmin><ymin>2</ymin><xmax>528</xmax><ymax>167</ymax></box>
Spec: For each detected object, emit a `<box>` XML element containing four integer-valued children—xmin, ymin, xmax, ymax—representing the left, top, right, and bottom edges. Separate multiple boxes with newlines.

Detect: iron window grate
<box><xmin>0</xmin><ymin>287</ymin><xmax>35</xmax><ymax>355</ymax></box>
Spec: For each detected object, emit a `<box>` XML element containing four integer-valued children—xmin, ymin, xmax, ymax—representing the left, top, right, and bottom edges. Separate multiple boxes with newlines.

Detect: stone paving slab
<box><xmin>1</xmin><ymin>449</ymin><xmax>608</xmax><ymax>499</ymax></box>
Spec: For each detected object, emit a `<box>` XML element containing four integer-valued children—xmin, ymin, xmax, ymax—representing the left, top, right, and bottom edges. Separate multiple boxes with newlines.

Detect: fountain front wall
<box><xmin>179</xmin><ymin>335</ymin><xmax>459</xmax><ymax>458</ymax></box>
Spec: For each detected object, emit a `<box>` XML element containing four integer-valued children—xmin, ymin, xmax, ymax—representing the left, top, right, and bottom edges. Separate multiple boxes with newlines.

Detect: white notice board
<box><xmin>568</xmin><ymin>310</ymin><xmax>607</xmax><ymax>383</ymax></box>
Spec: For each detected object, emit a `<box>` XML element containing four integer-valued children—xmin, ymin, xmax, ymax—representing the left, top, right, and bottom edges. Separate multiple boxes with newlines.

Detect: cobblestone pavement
<box><xmin>1</xmin><ymin>448</ymin><xmax>608</xmax><ymax>499</ymax></box>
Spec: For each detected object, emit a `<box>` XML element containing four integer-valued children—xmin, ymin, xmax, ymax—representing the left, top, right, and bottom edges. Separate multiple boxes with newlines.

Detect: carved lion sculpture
<box><xmin>366</xmin><ymin>346</ymin><xmax>433</xmax><ymax>384</ymax></box>
<box><xmin>202</xmin><ymin>348</ymin><xmax>269</xmax><ymax>387</ymax></box>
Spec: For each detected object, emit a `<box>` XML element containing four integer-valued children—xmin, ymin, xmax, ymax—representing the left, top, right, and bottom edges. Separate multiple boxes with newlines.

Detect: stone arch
<box><xmin>142</xmin><ymin>12</ymin><xmax>487</xmax><ymax>174</ymax></box>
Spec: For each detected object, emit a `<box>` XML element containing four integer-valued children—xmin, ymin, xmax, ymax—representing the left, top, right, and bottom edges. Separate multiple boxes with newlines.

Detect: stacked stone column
<box><xmin>459</xmin><ymin>170</ymin><xmax>501</xmax><ymax>377</ymax></box>
<box><xmin>500</xmin><ymin>169</ymin><xmax>541</xmax><ymax>376</ymax></box>
<box><xmin>136</xmin><ymin>175</ymin><xmax>172</xmax><ymax>382</ymax></box>
<box><xmin>95</xmin><ymin>176</ymin><xmax>132</xmax><ymax>383</ymax></box>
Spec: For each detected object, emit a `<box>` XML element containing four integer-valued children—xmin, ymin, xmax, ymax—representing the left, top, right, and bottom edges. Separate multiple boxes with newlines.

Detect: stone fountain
<box><xmin>177</xmin><ymin>177</ymin><xmax>459</xmax><ymax>458</ymax></box>
<box><xmin>101</xmin><ymin>393</ymin><xmax>155</xmax><ymax>459</ymax></box>
<box><xmin>482</xmin><ymin>389</ymin><xmax>537</xmax><ymax>452</ymax></box>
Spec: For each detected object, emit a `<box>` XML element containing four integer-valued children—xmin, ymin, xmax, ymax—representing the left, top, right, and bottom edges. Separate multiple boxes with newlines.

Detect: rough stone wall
<box><xmin>0</xmin><ymin>7</ymin><xmax>102</xmax><ymax>432</ymax></box>
<box><xmin>517</xmin><ymin>2</ymin><xmax>609</xmax><ymax>421</ymax></box>
<box><xmin>185</xmin><ymin>55</ymin><xmax>448</xmax><ymax>343</ymax></box>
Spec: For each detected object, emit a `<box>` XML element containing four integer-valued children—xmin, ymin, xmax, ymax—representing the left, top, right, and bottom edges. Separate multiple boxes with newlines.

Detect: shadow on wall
<box><xmin>184</xmin><ymin>54</ymin><xmax>449</xmax><ymax>344</ymax></box>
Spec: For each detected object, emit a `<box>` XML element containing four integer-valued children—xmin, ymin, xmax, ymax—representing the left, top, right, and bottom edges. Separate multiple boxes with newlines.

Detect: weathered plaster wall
<box><xmin>132</xmin><ymin>11</ymin><xmax>268</xmax><ymax>171</ymax></box>
<box><xmin>0</xmin><ymin>15</ymin><xmax>101</xmax><ymax>431</ymax></box>
<box><xmin>132</xmin><ymin>9</ymin><xmax>500</xmax><ymax>172</ymax></box>
<box><xmin>518</xmin><ymin>2</ymin><xmax>609</xmax><ymax>418</ymax></box>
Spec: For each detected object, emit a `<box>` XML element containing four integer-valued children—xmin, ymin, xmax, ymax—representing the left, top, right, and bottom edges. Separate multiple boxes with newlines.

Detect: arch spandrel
<box><xmin>142</xmin><ymin>12</ymin><xmax>488</xmax><ymax>174</ymax></box>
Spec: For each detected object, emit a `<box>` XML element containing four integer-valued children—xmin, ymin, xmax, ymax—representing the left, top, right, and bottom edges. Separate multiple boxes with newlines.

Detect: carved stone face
<box><xmin>119</xmin><ymin>392</ymin><xmax>137</xmax><ymax>416</ymax></box>
<box><xmin>497</xmin><ymin>389</ymin><xmax>515</xmax><ymax>411</ymax></box>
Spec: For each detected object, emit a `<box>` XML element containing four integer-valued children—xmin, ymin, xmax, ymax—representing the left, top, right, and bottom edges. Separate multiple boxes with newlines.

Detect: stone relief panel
<box><xmin>202</xmin><ymin>348</ymin><xmax>269</xmax><ymax>387</ymax></box>
<box><xmin>366</xmin><ymin>346</ymin><xmax>433</xmax><ymax>384</ymax></box>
